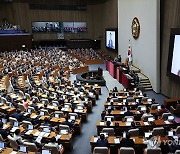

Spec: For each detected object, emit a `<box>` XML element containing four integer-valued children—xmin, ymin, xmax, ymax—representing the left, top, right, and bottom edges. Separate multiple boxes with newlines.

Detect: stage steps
<box><xmin>131</xmin><ymin>65</ymin><xmax>153</xmax><ymax>91</ymax></box>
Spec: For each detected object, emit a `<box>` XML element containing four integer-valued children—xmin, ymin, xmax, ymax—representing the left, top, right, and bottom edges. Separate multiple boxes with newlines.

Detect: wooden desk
<box><xmin>164</xmin><ymin>98</ymin><xmax>180</xmax><ymax>110</ymax></box>
<box><xmin>1</xmin><ymin>148</ymin><xmax>35</xmax><ymax>154</ymax></box>
<box><xmin>96</xmin><ymin>119</ymin><xmax>178</xmax><ymax>135</ymax></box>
<box><xmin>90</xmin><ymin>136</ymin><xmax>170</xmax><ymax>154</ymax></box>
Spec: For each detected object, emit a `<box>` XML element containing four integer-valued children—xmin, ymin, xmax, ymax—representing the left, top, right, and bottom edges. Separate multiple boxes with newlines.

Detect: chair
<box><xmin>69</xmin><ymin>113</ymin><xmax>78</xmax><ymax>119</ymax></box>
<box><xmin>23</xmin><ymin>142</ymin><xmax>38</xmax><ymax>152</ymax></box>
<box><xmin>126</xmin><ymin>97</ymin><xmax>135</xmax><ymax>102</ymax></box>
<box><xmin>93</xmin><ymin>147</ymin><xmax>109</xmax><ymax>154</ymax></box>
<box><xmin>135</xmin><ymin>91</ymin><xmax>140</xmax><ymax>95</ymax></box>
<box><xmin>128</xmin><ymin>128</ymin><xmax>139</xmax><ymax>137</ymax></box>
<box><xmin>102</xmin><ymin>128</ymin><xmax>114</xmax><ymax>136</ymax></box>
<box><xmin>25</xmin><ymin>93</ymin><xmax>31</xmax><ymax>100</ymax></box>
<box><xmin>18</xmin><ymin>103</ymin><xmax>26</xmax><ymax>112</ymax></box>
<box><xmin>40</xmin><ymin>99</ymin><xmax>49</xmax><ymax>105</ymax></box>
<box><xmin>141</xmin><ymin>97</ymin><xmax>149</xmax><ymax>102</ymax></box>
<box><xmin>18</xmin><ymin>90</ymin><xmax>24</xmax><ymax>97</ymax></box>
<box><xmin>124</xmin><ymin>116</ymin><xmax>134</xmax><ymax>122</ymax></box>
<box><xmin>175</xmin><ymin>126</ymin><xmax>180</xmax><ymax>135</ymax></box>
<box><xmin>175</xmin><ymin>150</ymin><xmax>180</xmax><ymax>154</ymax></box>
<box><xmin>151</xmin><ymin>104</ymin><xmax>159</xmax><ymax>110</ymax></box>
<box><xmin>146</xmin><ymin>148</ymin><xmax>161</xmax><ymax>154</ymax></box>
<box><xmin>162</xmin><ymin>113</ymin><xmax>172</xmax><ymax>121</ymax></box>
<box><xmin>59</xmin><ymin>125</ymin><xmax>70</xmax><ymax>134</ymax></box>
<box><xmin>64</xmin><ymin>103</ymin><xmax>72</xmax><ymax>108</ymax></box>
<box><xmin>152</xmin><ymin>127</ymin><xmax>164</xmax><ymax>136</ymax></box>
<box><xmin>0</xmin><ymin>97</ymin><xmax>7</xmax><ymax>104</ymax></box>
<box><xmin>137</xmin><ymin>105</ymin><xmax>146</xmax><ymax>111</ymax></box>
<box><xmin>104</xmin><ymin>116</ymin><xmax>115</xmax><ymax>122</ymax></box>
<box><xmin>32</xmin><ymin>96</ymin><xmax>39</xmax><ymax>103</ymax></box>
<box><xmin>142</xmin><ymin>115</ymin><xmax>154</xmax><ymax>121</ymax></box>
<box><xmin>120</xmin><ymin>147</ymin><xmax>135</xmax><ymax>154</ymax></box>
<box><xmin>76</xmin><ymin>104</ymin><xmax>84</xmax><ymax>110</ymax></box>
<box><xmin>7</xmin><ymin>135</ymin><xmax>18</xmax><ymax>150</ymax></box>
<box><xmin>22</xmin><ymin>120</ymin><xmax>32</xmax><ymax>128</ymax></box>
<box><xmin>52</xmin><ymin>100</ymin><xmax>59</xmax><ymax>107</ymax></box>
<box><xmin>170</xmin><ymin>104</ymin><xmax>180</xmax><ymax>115</ymax></box>
<box><xmin>54</xmin><ymin>111</ymin><xmax>64</xmax><ymax>118</ymax></box>
<box><xmin>0</xmin><ymin>134</ymin><xmax>4</xmax><ymax>141</ymax></box>
<box><xmin>28</xmin><ymin>106</ymin><xmax>36</xmax><ymax>113</ymax></box>
<box><xmin>9</xmin><ymin>117</ymin><xmax>18</xmax><ymax>124</ymax></box>
<box><xmin>43</xmin><ymin>144</ymin><xmax>61</xmax><ymax>154</ymax></box>
<box><xmin>40</xmin><ymin>109</ymin><xmax>49</xmax><ymax>116</ymax></box>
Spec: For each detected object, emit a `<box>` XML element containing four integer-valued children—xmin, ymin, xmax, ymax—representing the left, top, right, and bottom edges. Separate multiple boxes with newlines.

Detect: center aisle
<box><xmin>65</xmin><ymin>63</ymin><xmax>109</xmax><ymax>154</ymax></box>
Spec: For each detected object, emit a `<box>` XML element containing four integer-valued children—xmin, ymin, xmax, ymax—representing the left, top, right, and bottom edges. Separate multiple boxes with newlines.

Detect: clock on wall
<box><xmin>131</xmin><ymin>17</ymin><xmax>140</xmax><ymax>39</ymax></box>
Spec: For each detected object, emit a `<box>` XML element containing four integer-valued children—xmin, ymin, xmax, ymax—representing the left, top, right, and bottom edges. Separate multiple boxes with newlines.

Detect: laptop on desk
<box><xmin>19</xmin><ymin>145</ymin><xmax>27</xmax><ymax>153</ymax></box>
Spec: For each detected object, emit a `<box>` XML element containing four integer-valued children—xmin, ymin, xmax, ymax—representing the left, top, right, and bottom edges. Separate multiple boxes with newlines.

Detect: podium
<box><xmin>122</xmin><ymin>73</ymin><xmax>133</xmax><ymax>88</ymax></box>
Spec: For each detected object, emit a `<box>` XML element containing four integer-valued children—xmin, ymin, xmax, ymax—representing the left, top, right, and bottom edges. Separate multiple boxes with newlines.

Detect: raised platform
<box><xmin>76</xmin><ymin>70</ymin><xmax>106</xmax><ymax>86</ymax></box>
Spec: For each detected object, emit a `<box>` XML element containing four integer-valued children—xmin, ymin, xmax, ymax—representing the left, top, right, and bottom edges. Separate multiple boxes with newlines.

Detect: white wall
<box><xmin>118</xmin><ymin>0</ymin><xmax>160</xmax><ymax>92</ymax></box>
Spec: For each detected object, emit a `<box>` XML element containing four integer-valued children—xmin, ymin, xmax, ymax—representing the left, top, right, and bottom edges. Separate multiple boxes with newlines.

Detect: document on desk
<box><xmin>48</xmin><ymin>105</ymin><xmax>54</xmax><ymax>109</ymax></box>
<box><xmin>94</xmin><ymin>137</ymin><xmax>98</xmax><ymax>142</ymax></box>
<box><xmin>100</xmin><ymin>122</ymin><xmax>104</xmax><ymax>126</ymax></box>
<box><xmin>3</xmin><ymin>124</ymin><xmax>8</xmax><ymax>129</ymax></box>
<box><xmin>126</xmin><ymin>122</ymin><xmax>131</xmax><ymax>126</ymax></box>
<box><xmin>10</xmin><ymin>127</ymin><xmax>18</xmax><ymax>133</ymax></box>
<box><xmin>120</xmin><ymin>111</ymin><xmax>125</xmax><ymax>114</ymax></box>
<box><xmin>34</xmin><ymin>131</ymin><xmax>40</xmax><ymax>136</ymax></box>
<box><xmin>164</xmin><ymin>121</ymin><xmax>170</xmax><ymax>124</ymax></box>
<box><xmin>31</xmin><ymin>115</ymin><xmax>38</xmax><ymax>119</ymax></box>
<box><xmin>56</xmin><ymin>135</ymin><xmax>62</xmax><ymax>141</ymax></box>
<box><xmin>10</xmin><ymin>151</ymin><xmax>17</xmax><ymax>154</ymax></box>
<box><xmin>25</xmin><ymin>130</ymin><xmax>33</xmax><ymax>135</ymax></box>
<box><xmin>37</xmin><ymin>104</ymin><xmax>43</xmax><ymax>108</ymax></box>
<box><xmin>118</xmin><ymin>103</ymin><xmax>122</xmax><ymax>105</ymax></box>
<box><xmin>132</xmin><ymin>102</ymin><xmax>136</xmax><ymax>105</ymax></box>
<box><xmin>114</xmin><ymin>138</ymin><xmax>120</xmax><ymax>144</ymax></box>
<box><xmin>36</xmin><ymin>136</ymin><xmax>42</xmax><ymax>143</ymax></box>
<box><xmin>144</xmin><ymin>122</ymin><xmax>149</xmax><ymax>125</ymax></box>
<box><xmin>39</xmin><ymin>132</ymin><xmax>46</xmax><ymax>137</ymax></box>
<box><xmin>43</xmin><ymin>132</ymin><xmax>50</xmax><ymax>137</ymax></box>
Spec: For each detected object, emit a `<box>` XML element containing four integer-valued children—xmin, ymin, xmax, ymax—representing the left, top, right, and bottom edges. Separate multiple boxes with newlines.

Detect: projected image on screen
<box><xmin>106</xmin><ymin>31</ymin><xmax>115</xmax><ymax>49</ymax></box>
<box><xmin>171</xmin><ymin>35</ymin><xmax>180</xmax><ymax>76</ymax></box>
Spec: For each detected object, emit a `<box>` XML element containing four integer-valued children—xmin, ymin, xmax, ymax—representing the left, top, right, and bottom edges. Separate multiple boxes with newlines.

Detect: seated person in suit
<box><xmin>158</xmin><ymin>105</ymin><xmax>168</xmax><ymax>116</ymax></box>
<box><xmin>46</xmin><ymin>136</ymin><xmax>60</xmax><ymax>149</ymax></box>
<box><xmin>105</xmin><ymin>109</ymin><xmax>112</xmax><ymax>116</ymax></box>
<box><xmin>96</xmin><ymin>134</ymin><xmax>108</xmax><ymax>147</ymax></box>
<box><xmin>28</xmin><ymin>134</ymin><xmax>44</xmax><ymax>148</ymax></box>
<box><xmin>126</xmin><ymin>122</ymin><xmax>136</xmax><ymax>132</ymax></box>
<box><xmin>40</xmin><ymin>118</ymin><xmax>52</xmax><ymax>128</ymax></box>
<box><xmin>0</xmin><ymin>121</ymin><xmax>8</xmax><ymax>140</ymax></box>
<box><xmin>13</xmin><ymin>129</ymin><xmax>24</xmax><ymax>144</ymax></box>
<box><xmin>108</xmin><ymin>101</ymin><xmax>115</xmax><ymax>111</ymax></box>
<box><xmin>11</xmin><ymin>109</ymin><xmax>24</xmax><ymax>122</ymax></box>
<box><xmin>120</xmin><ymin>132</ymin><xmax>134</xmax><ymax>148</ymax></box>
<box><xmin>61</xmin><ymin>116</ymin><xmax>74</xmax><ymax>129</ymax></box>
<box><xmin>124</xmin><ymin>106</ymin><xmax>133</xmax><ymax>116</ymax></box>
<box><xmin>141</xmin><ymin>108</ymin><xmax>152</xmax><ymax>120</ymax></box>
<box><xmin>112</xmin><ymin>86</ymin><xmax>118</xmax><ymax>92</ymax></box>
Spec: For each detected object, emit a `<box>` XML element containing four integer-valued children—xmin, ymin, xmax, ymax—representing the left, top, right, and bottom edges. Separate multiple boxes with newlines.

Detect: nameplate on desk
<box><xmin>100</xmin><ymin>122</ymin><xmax>104</xmax><ymax>126</ymax></box>
<box><xmin>118</xmin><ymin>96</ymin><xmax>123</xmax><ymax>99</ymax></box>
<box><xmin>10</xmin><ymin>127</ymin><xmax>18</xmax><ymax>133</ymax></box>
<box><xmin>144</xmin><ymin>122</ymin><xmax>149</xmax><ymax>125</ymax></box>
<box><xmin>120</xmin><ymin>111</ymin><xmax>125</xmax><ymax>114</ymax></box>
<box><xmin>43</xmin><ymin>132</ymin><xmax>50</xmax><ymax>137</ymax></box>
<box><xmin>94</xmin><ymin>137</ymin><xmax>98</xmax><ymax>142</ymax></box>
<box><xmin>132</xmin><ymin>102</ymin><xmax>136</xmax><ymax>105</ymax></box>
<box><xmin>164</xmin><ymin>121</ymin><xmax>170</xmax><ymax>124</ymax></box>
<box><xmin>114</xmin><ymin>138</ymin><xmax>120</xmax><ymax>144</ymax></box>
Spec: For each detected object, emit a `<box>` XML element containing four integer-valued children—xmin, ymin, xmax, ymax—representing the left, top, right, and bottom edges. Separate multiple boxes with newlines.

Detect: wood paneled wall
<box><xmin>161</xmin><ymin>0</ymin><xmax>180</xmax><ymax>98</ymax></box>
<box><xmin>0</xmin><ymin>0</ymin><xmax>117</xmax><ymax>54</ymax></box>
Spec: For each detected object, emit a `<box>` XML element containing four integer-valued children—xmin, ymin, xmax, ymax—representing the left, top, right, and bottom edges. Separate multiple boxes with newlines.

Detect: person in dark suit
<box><xmin>96</xmin><ymin>134</ymin><xmax>108</xmax><ymax>147</ymax></box>
<box><xmin>124</xmin><ymin>106</ymin><xmax>134</xmax><ymax>116</ymax></box>
<box><xmin>120</xmin><ymin>132</ymin><xmax>134</xmax><ymax>148</ymax></box>
<box><xmin>28</xmin><ymin>134</ymin><xmax>43</xmax><ymax>148</ymax></box>
<box><xmin>11</xmin><ymin>109</ymin><xmax>24</xmax><ymax>122</ymax></box>
<box><xmin>112</xmin><ymin>86</ymin><xmax>118</xmax><ymax>92</ymax></box>
<box><xmin>61</xmin><ymin>116</ymin><xmax>74</xmax><ymax>129</ymax></box>
<box><xmin>0</xmin><ymin>121</ymin><xmax>8</xmax><ymax>139</ymax></box>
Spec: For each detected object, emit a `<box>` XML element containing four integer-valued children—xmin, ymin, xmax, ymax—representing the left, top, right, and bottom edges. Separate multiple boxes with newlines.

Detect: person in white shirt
<box><xmin>141</xmin><ymin>108</ymin><xmax>153</xmax><ymax>120</ymax></box>
<box><xmin>13</xmin><ymin>129</ymin><xmax>24</xmax><ymax>144</ymax></box>
<box><xmin>143</xmin><ymin>135</ymin><xmax>161</xmax><ymax>150</ymax></box>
